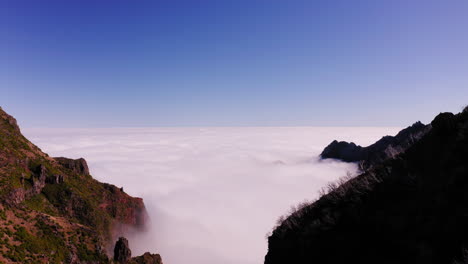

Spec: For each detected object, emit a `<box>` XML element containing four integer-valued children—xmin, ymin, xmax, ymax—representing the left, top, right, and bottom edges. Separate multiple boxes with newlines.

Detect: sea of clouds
<box><xmin>23</xmin><ymin>127</ymin><xmax>400</xmax><ymax>264</ymax></box>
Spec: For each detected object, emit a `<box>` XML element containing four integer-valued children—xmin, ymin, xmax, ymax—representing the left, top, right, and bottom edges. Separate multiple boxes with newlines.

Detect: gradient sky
<box><xmin>2</xmin><ymin>0</ymin><xmax>468</xmax><ymax>127</ymax></box>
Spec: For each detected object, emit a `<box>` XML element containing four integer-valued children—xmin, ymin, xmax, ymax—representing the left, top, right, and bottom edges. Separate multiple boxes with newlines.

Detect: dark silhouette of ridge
<box><xmin>266</xmin><ymin>107</ymin><xmax>468</xmax><ymax>264</ymax></box>
<box><xmin>320</xmin><ymin>121</ymin><xmax>430</xmax><ymax>170</ymax></box>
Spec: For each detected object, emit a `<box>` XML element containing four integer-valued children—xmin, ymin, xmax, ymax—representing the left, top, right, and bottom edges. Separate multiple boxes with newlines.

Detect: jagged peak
<box><xmin>321</xmin><ymin>117</ymin><xmax>431</xmax><ymax>171</ymax></box>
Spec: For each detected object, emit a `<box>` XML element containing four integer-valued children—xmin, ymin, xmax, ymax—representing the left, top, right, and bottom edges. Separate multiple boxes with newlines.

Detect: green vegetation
<box><xmin>0</xmin><ymin>108</ymin><xmax>147</xmax><ymax>263</ymax></box>
<box><xmin>0</xmin><ymin>209</ymin><xmax>6</xmax><ymax>221</ymax></box>
<box><xmin>7</xmin><ymin>223</ymin><xmax>66</xmax><ymax>263</ymax></box>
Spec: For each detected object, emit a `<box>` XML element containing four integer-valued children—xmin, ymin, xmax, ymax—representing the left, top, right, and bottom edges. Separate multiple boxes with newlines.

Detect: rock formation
<box><xmin>54</xmin><ymin>157</ymin><xmax>90</xmax><ymax>175</ymax></box>
<box><xmin>0</xmin><ymin>107</ymin><xmax>160</xmax><ymax>263</ymax></box>
<box><xmin>114</xmin><ymin>237</ymin><xmax>132</xmax><ymax>263</ymax></box>
<box><xmin>113</xmin><ymin>237</ymin><xmax>163</xmax><ymax>264</ymax></box>
<box><xmin>265</xmin><ymin>108</ymin><xmax>468</xmax><ymax>264</ymax></box>
<box><xmin>131</xmin><ymin>252</ymin><xmax>164</xmax><ymax>264</ymax></box>
<box><xmin>320</xmin><ymin>121</ymin><xmax>430</xmax><ymax>170</ymax></box>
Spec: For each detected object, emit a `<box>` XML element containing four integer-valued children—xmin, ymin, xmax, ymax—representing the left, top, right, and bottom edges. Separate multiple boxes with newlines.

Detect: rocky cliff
<box><xmin>0</xmin><ymin>107</ymin><xmax>160</xmax><ymax>263</ymax></box>
<box><xmin>265</xmin><ymin>107</ymin><xmax>468</xmax><ymax>264</ymax></box>
<box><xmin>113</xmin><ymin>237</ymin><xmax>162</xmax><ymax>264</ymax></box>
<box><xmin>320</xmin><ymin>121</ymin><xmax>430</xmax><ymax>171</ymax></box>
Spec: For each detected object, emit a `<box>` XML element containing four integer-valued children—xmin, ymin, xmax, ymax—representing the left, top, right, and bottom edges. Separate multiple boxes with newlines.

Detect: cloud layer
<box><xmin>24</xmin><ymin>127</ymin><xmax>400</xmax><ymax>264</ymax></box>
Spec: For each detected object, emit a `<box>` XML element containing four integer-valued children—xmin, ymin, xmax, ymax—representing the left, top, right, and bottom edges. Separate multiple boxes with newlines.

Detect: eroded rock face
<box><xmin>114</xmin><ymin>237</ymin><xmax>132</xmax><ymax>263</ymax></box>
<box><xmin>101</xmin><ymin>183</ymin><xmax>149</xmax><ymax>234</ymax></box>
<box><xmin>7</xmin><ymin>164</ymin><xmax>49</xmax><ymax>205</ymax></box>
<box><xmin>45</xmin><ymin>174</ymin><xmax>64</xmax><ymax>184</ymax></box>
<box><xmin>320</xmin><ymin>121</ymin><xmax>431</xmax><ymax>171</ymax></box>
<box><xmin>54</xmin><ymin>157</ymin><xmax>90</xmax><ymax>175</ymax></box>
<box><xmin>32</xmin><ymin>164</ymin><xmax>47</xmax><ymax>194</ymax></box>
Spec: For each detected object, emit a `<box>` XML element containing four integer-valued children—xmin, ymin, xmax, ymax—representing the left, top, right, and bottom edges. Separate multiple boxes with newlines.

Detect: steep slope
<box><xmin>266</xmin><ymin>107</ymin><xmax>468</xmax><ymax>264</ymax></box>
<box><xmin>320</xmin><ymin>121</ymin><xmax>430</xmax><ymax>170</ymax></box>
<box><xmin>0</xmin><ymin>107</ymin><xmax>154</xmax><ymax>263</ymax></box>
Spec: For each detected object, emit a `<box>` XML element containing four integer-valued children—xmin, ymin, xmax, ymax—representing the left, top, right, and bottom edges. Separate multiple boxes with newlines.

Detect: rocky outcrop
<box><xmin>132</xmin><ymin>252</ymin><xmax>164</xmax><ymax>264</ymax></box>
<box><xmin>54</xmin><ymin>157</ymin><xmax>90</xmax><ymax>175</ymax></box>
<box><xmin>101</xmin><ymin>183</ymin><xmax>149</xmax><ymax>238</ymax></box>
<box><xmin>0</xmin><ymin>106</ymin><xmax>20</xmax><ymax>133</ymax></box>
<box><xmin>265</xmin><ymin>109</ymin><xmax>468</xmax><ymax>264</ymax></box>
<box><xmin>113</xmin><ymin>237</ymin><xmax>164</xmax><ymax>264</ymax></box>
<box><xmin>45</xmin><ymin>174</ymin><xmax>64</xmax><ymax>184</ymax></box>
<box><xmin>320</xmin><ymin>140</ymin><xmax>364</xmax><ymax>161</ymax></box>
<box><xmin>31</xmin><ymin>164</ymin><xmax>47</xmax><ymax>194</ymax></box>
<box><xmin>320</xmin><ymin>121</ymin><xmax>430</xmax><ymax>171</ymax></box>
<box><xmin>114</xmin><ymin>237</ymin><xmax>132</xmax><ymax>263</ymax></box>
<box><xmin>7</xmin><ymin>164</ymin><xmax>49</xmax><ymax>206</ymax></box>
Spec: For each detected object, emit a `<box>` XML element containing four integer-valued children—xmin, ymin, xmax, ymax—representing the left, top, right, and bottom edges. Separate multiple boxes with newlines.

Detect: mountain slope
<box><xmin>265</xmin><ymin>107</ymin><xmax>468</xmax><ymax>264</ymax></box>
<box><xmin>320</xmin><ymin>121</ymin><xmax>430</xmax><ymax>170</ymax></box>
<box><xmin>0</xmin><ymin>107</ymin><xmax>154</xmax><ymax>263</ymax></box>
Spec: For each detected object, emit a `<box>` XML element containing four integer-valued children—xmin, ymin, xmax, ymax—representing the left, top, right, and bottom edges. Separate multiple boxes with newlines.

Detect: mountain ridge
<box><xmin>320</xmin><ymin>120</ymin><xmax>431</xmax><ymax>170</ymax></box>
<box><xmin>265</xmin><ymin>107</ymin><xmax>468</xmax><ymax>264</ymax></box>
<box><xmin>0</xmin><ymin>106</ymin><xmax>162</xmax><ymax>263</ymax></box>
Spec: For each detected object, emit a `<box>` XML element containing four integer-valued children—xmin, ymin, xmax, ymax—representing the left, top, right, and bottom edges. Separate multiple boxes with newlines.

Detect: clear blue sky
<box><xmin>2</xmin><ymin>0</ymin><xmax>467</xmax><ymax>127</ymax></box>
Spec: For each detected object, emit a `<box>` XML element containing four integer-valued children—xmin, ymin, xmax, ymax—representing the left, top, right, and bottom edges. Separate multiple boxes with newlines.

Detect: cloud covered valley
<box><xmin>23</xmin><ymin>127</ymin><xmax>400</xmax><ymax>264</ymax></box>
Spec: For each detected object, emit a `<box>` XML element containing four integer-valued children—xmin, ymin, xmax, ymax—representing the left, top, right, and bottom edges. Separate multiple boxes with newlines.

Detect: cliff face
<box><xmin>0</xmin><ymin>107</ymin><xmax>151</xmax><ymax>263</ymax></box>
<box><xmin>320</xmin><ymin>121</ymin><xmax>430</xmax><ymax>170</ymax></box>
<box><xmin>265</xmin><ymin>108</ymin><xmax>468</xmax><ymax>264</ymax></box>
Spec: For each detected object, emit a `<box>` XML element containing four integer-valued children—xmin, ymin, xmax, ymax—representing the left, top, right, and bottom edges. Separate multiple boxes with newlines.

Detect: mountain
<box><xmin>265</xmin><ymin>107</ymin><xmax>468</xmax><ymax>264</ymax></box>
<box><xmin>0</xmin><ymin>107</ymin><xmax>162</xmax><ymax>263</ymax></box>
<box><xmin>320</xmin><ymin>121</ymin><xmax>430</xmax><ymax>171</ymax></box>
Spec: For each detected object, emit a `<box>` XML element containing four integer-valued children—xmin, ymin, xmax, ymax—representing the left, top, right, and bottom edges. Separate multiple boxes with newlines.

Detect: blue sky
<box><xmin>2</xmin><ymin>0</ymin><xmax>468</xmax><ymax>127</ymax></box>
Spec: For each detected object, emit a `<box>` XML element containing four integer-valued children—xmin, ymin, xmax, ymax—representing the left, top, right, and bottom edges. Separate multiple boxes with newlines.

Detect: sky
<box><xmin>2</xmin><ymin>0</ymin><xmax>468</xmax><ymax>127</ymax></box>
<box><xmin>23</xmin><ymin>126</ymin><xmax>400</xmax><ymax>264</ymax></box>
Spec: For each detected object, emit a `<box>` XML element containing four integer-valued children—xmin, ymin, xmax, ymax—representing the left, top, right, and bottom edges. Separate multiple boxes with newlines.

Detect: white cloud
<box><xmin>24</xmin><ymin>127</ymin><xmax>400</xmax><ymax>264</ymax></box>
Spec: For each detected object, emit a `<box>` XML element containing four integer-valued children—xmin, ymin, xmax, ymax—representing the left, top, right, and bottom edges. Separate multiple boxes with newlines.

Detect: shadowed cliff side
<box><xmin>0</xmin><ymin>107</ymin><xmax>159</xmax><ymax>263</ymax></box>
<box><xmin>266</xmin><ymin>107</ymin><xmax>468</xmax><ymax>264</ymax></box>
<box><xmin>320</xmin><ymin>121</ymin><xmax>430</xmax><ymax>171</ymax></box>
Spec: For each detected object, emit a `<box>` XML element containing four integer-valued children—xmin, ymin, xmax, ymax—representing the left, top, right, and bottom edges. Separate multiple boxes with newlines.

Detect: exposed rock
<box><xmin>114</xmin><ymin>237</ymin><xmax>132</xmax><ymax>263</ymax></box>
<box><xmin>7</xmin><ymin>164</ymin><xmax>48</xmax><ymax>205</ymax></box>
<box><xmin>0</xmin><ymin>106</ymin><xmax>20</xmax><ymax>133</ymax></box>
<box><xmin>320</xmin><ymin>140</ymin><xmax>364</xmax><ymax>161</ymax></box>
<box><xmin>320</xmin><ymin>121</ymin><xmax>430</xmax><ymax>171</ymax></box>
<box><xmin>46</xmin><ymin>174</ymin><xmax>64</xmax><ymax>184</ymax></box>
<box><xmin>131</xmin><ymin>252</ymin><xmax>164</xmax><ymax>264</ymax></box>
<box><xmin>113</xmin><ymin>237</ymin><xmax>164</xmax><ymax>264</ymax></box>
<box><xmin>265</xmin><ymin>109</ymin><xmax>468</xmax><ymax>264</ymax></box>
<box><xmin>54</xmin><ymin>157</ymin><xmax>90</xmax><ymax>175</ymax></box>
<box><xmin>31</xmin><ymin>164</ymin><xmax>47</xmax><ymax>194</ymax></box>
<box><xmin>101</xmin><ymin>183</ymin><xmax>148</xmax><ymax>231</ymax></box>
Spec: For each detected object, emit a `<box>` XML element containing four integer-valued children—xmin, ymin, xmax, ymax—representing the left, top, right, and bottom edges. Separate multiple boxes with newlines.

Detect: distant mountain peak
<box><xmin>320</xmin><ymin>120</ymin><xmax>430</xmax><ymax>171</ymax></box>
